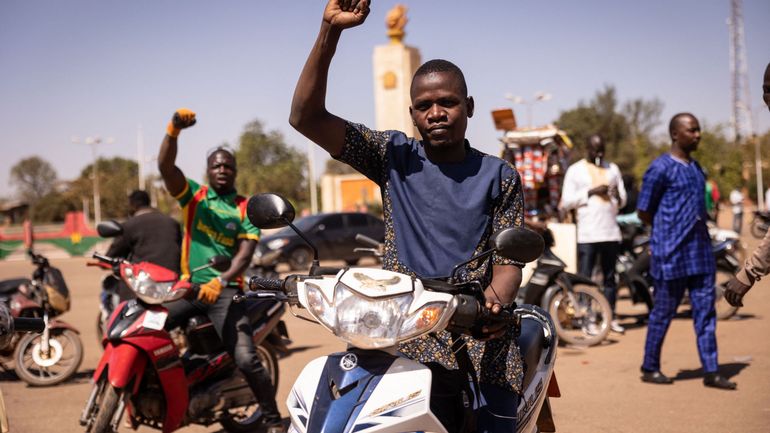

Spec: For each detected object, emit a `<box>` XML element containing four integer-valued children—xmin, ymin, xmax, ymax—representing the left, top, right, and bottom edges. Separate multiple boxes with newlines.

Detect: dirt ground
<box><xmin>1</xmin><ymin>234</ymin><xmax>769</xmax><ymax>433</ymax></box>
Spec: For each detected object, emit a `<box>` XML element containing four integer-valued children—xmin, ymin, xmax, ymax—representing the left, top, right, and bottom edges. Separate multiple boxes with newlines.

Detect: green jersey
<box><xmin>174</xmin><ymin>178</ymin><xmax>260</xmax><ymax>286</ymax></box>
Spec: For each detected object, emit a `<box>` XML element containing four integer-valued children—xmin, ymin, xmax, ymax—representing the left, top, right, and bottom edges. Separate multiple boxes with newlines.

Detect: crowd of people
<box><xmin>97</xmin><ymin>1</ymin><xmax>770</xmax><ymax>431</ymax></box>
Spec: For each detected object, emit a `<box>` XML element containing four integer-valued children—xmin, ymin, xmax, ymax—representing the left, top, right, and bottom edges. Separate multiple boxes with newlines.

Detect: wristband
<box><xmin>166</xmin><ymin>122</ymin><xmax>181</xmax><ymax>138</ymax></box>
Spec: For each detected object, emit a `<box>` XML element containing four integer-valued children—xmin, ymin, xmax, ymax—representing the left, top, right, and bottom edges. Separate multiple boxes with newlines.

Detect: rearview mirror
<box><xmin>489</xmin><ymin>227</ymin><xmax>544</xmax><ymax>264</ymax></box>
<box><xmin>97</xmin><ymin>220</ymin><xmax>124</xmax><ymax>238</ymax></box>
<box><xmin>209</xmin><ymin>255</ymin><xmax>232</xmax><ymax>272</ymax></box>
<box><xmin>247</xmin><ymin>194</ymin><xmax>296</xmax><ymax>229</ymax></box>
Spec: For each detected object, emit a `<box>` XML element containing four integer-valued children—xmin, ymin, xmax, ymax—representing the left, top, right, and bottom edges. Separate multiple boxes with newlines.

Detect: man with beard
<box><xmin>289</xmin><ymin>1</ymin><xmax>525</xmax><ymax>431</ymax></box>
<box><xmin>637</xmin><ymin>113</ymin><xmax>735</xmax><ymax>390</ymax></box>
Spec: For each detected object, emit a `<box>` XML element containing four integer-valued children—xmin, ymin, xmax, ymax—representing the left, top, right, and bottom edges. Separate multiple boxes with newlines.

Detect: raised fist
<box><xmin>167</xmin><ymin>108</ymin><xmax>196</xmax><ymax>137</ymax></box>
<box><xmin>324</xmin><ymin>0</ymin><xmax>371</xmax><ymax>30</ymax></box>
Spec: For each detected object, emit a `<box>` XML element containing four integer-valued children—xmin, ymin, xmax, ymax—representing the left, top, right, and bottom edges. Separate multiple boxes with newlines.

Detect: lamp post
<box><xmin>504</xmin><ymin>91</ymin><xmax>552</xmax><ymax>128</ymax></box>
<box><xmin>72</xmin><ymin>135</ymin><xmax>112</xmax><ymax>225</ymax></box>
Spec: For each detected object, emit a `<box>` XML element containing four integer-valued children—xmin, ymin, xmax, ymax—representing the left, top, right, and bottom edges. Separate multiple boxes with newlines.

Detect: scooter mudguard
<box><xmin>93</xmin><ymin>343</ymin><xmax>187</xmax><ymax>433</ymax></box>
<box><xmin>287</xmin><ymin>350</ymin><xmax>447</xmax><ymax>433</ymax></box>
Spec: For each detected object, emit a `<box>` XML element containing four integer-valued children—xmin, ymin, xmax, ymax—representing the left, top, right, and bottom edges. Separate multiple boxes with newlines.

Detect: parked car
<box><xmin>253</xmin><ymin>212</ymin><xmax>385</xmax><ymax>270</ymax></box>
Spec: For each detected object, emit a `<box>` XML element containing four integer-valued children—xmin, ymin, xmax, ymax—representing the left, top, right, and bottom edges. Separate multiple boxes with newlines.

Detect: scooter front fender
<box><xmin>93</xmin><ymin>343</ymin><xmax>148</xmax><ymax>392</ymax></box>
<box><xmin>47</xmin><ymin>318</ymin><xmax>79</xmax><ymax>334</ymax></box>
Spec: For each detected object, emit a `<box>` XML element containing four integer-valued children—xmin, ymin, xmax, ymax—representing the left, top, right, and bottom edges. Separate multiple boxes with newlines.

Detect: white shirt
<box><xmin>765</xmin><ymin>188</ymin><xmax>770</xmax><ymax>212</ymax></box>
<box><xmin>560</xmin><ymin>159</ymin><xmax>627</xmax><ymax>244</ymax></box>
<box><xmin>730</xmin><ymin>189</ymin><xmax>744</xmax><ymax>214</ymax></box>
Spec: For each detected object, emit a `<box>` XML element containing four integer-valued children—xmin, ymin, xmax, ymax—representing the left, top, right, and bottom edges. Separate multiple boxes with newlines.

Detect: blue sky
<box><xmin>1</xmin><ymin>0</ymin><xmax>769</xmax><ymax>198</ymax></box>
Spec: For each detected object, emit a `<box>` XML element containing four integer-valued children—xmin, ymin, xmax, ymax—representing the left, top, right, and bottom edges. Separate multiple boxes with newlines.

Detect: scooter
<box><xmin>240</xmin><ymin>193</ymin><xmax>560</xmax><ymax>433</ymax></box>
<box><xmin>0</xmin><ymin>249</ymin><xmax>84</xmax><ymax>386</ymax></box>
<box><xmin>516</xmin><ymin>229</ymin><xmax>612</xmax><ymax>347</ymax></box>
<box><xmin>79</xmin><ymin>222</ymin><xmax>287</xmax><ymax>433</ymax></box>
<box><xmin>0</xmin><ymin>304</ymin><xmax>46</xmax><ymax>432</ymax></box>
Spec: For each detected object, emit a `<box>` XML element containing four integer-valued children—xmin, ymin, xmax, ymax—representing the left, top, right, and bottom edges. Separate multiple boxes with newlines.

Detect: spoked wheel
<box><xmin>715</xmin><ymin>268</ymin><xmax>740</xmax><ymax>320</ymax></box>
<box><xmin>14</xmin><ymin>329</ymin><xmax>83</xmax><ymax>386</ymax></box>
<box><xmin>548</xmin><ymin>284</ymin><xmax>612</xmax><ymax>346</ymax></box>
<box><xmin>219</xmin><ymin>342</ymin><xmax>280</xmax><ymax>433</ymax></box>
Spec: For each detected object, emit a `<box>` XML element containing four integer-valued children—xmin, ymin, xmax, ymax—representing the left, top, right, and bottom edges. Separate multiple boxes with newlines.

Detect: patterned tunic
<box><xmin>337</xmin><ymin>122</ymin><xmax>525</xmax><ymax>393</ymax></box>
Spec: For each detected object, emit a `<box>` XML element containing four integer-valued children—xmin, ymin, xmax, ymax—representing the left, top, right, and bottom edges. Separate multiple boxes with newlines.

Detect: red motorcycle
<box><xmin>0</xmin><ymin>250</ymin><xmax>84</xmax><ymax>386</ymax></box>
<box><xmin>80</xmin><ymin>225</ymin><xmax>287</xmax><ymax>433</ymax></box>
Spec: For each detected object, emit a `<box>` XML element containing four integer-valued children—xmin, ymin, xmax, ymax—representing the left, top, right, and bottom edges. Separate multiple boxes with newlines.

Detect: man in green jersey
<box><xmin>158</xmin><ymin>108</ymin><xmax>283</xmax><ymax>432</ymax></box>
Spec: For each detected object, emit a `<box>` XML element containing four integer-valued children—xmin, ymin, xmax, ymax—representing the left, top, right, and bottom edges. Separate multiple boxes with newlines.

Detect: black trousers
<box><xmin>165</xmin><ymin>287</ymin><xmax>280</xmax><ymax>422</ymax></box>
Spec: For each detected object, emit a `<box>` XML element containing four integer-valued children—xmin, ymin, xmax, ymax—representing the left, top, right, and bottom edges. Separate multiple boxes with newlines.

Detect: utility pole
<box><xmin>728</xmin><ymin>0</ymin><xmax>761</xmax><ymax>208</ymax></box>
<box><xmin>137</xmin><ymin>125</ymin><xmax>146</xmax><ymax>191</ymax></box>
<box><xmin>72</xmin><ymin>135</ymin><xmax>112</xmax><ymax>225</ymax></box>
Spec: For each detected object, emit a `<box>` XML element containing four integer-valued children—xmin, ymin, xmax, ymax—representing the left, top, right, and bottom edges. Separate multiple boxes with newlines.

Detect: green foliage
<box><xmin>234</xmin><ymin>119</ymin><xmax>308</xmax><ymax>205</ymax></box>
<box><xmin>325</xmin><ymin>159</ymin><xmax>357</xmax><ymax>175</ymax></box>
<box><xmin>692</xmin><ymin>124</ymin><xmax>744</xmax><ymax>201</ymax></box>
<box><xmin>10</xmin><ymin>156</ymin><xmax>58</xmax><ymax>205</ymax></box>
<box><xmin>74</xmin><ymin>157</ymin><xmax>139</xmax><ymax>219</ymax></box>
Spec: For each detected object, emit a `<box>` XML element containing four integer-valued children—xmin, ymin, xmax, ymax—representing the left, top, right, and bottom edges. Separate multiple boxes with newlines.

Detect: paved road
<box><xmin>1</xmin><ymin>244</ymin><xmax>768</xmax><ymax>432</ymax></box>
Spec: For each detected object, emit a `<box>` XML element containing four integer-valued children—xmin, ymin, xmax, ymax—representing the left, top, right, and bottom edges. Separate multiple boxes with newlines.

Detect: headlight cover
<box><xmin>125</xmin><ymin>269</ymin><xmax>176</xmax><ymax>304</ymax></box>
<box><xmin>306</xmin><ymin>282</ymin><xmax>448</xmax><ymax>349</ymax></box>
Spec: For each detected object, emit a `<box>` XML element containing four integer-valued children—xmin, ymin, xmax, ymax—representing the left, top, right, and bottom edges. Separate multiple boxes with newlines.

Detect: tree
<box><xmin>234</xmin><ymin>119</ymin><xmax>308</xmax><ymax>206</ymax></box>
<box><xmin>70</xmin><ymin>157</ymin><xmax>139</xmax><ymax>219</ymax></box>
<box><xmin>10</xmin><ymin>157</ymin><xmax>58</xmax><ymax>204</ymax></box>
<box><xmin>325</xmin><ymin>159</ymin><xmax>357</xmax><ymax>175</ymax></box>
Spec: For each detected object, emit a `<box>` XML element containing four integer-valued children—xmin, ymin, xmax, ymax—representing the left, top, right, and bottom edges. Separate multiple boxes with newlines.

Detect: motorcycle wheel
<box><xmin>219</xmin><ymin>342</ymin><xmax>280</xmax><ymax>433</ymax></box>
<box><xmin>13</xmin><ymin>328</ymin><xmax>83</xmax><ymax>386</ymax></box>
<box><xmin>89</xmin><ymin>383</ymin><xmax>123</xmax><ymax>433</ymax></box>
<box><xmin>548</xmin><ymin>284</ymin><xmax>612</xmax><ymax>347</ymax></box>
<box><xmin>750</xmin><ymin>218</ymin><xmax>767</xmax><ymax>239</ymax></box>
<box><xmin>715</xmin><ymin>268</ymin><xmax>740</xmax><ymax>320</ymax></box>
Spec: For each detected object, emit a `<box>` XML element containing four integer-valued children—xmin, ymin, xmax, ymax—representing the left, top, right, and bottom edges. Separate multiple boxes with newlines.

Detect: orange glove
<box><xmin>197</xmin><ymin>277</ymin><xmax>223</xmax><ymax>304</ymax></box>
<box><xmin>166</xmin><ymin>108</ymin><xmax>196</xmax><ymax>138</ymax></box>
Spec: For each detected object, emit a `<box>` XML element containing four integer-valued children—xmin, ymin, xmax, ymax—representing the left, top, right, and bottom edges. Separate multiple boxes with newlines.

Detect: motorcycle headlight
<box><xmin>124</xmin><ymin>268</ymin><xmax>176</xmax><ymax>304</ymax></box>
<box><xmin>306</xmin><ymin>282</ymin><xmax>448</xmax><ymax>349</ymax></box>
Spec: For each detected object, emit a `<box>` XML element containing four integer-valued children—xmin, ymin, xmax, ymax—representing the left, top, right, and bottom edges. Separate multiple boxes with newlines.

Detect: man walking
<box><xmin>637</xmin><ymin>113</ymin><xmax>735</xmax><ymax>390</ymax></box>
<box><xmin>561</xmin><ymin>134</ymin><xmax>627</xmax><ymax>334</ymax></box>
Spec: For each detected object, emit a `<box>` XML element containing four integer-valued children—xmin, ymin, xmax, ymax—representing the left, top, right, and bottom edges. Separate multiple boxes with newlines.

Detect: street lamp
<box><xmin>504</xmin><ymin>91</ymin><xmax>552</xmax><ymax>128</ymax></box>
<box><xmin>72</xmin><ymin>135</ymin><xmax>113</xmax><ymax>225</ymax></box>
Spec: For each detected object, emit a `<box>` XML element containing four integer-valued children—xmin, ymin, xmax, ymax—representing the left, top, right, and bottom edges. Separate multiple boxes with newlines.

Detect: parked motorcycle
<box><xmin>80</xmin><ymin>223</ymin><xmax>288</xmax><ymax>433</ymax></box>
<box><xmin>616</xmin><ymin>219</ymin><xmax>654</xmax><ymax>314</ymax></box>
<box><xmin>0</xmin><ymin>250</ymin><xmax>84</xmax><ymax>386</ymax></box>
<box><xmin>241</xmin><ymin>193</ymin><xmax>560</xmax><ymax>433</ymax></box>
<box><xmin>89</xmin><ymin>259</ymin><xmax>133</xmax><ymax>346</ymax></box>
<box><xmin>516</xmin><ymin>229</ymin><xmax>612</xmax><ymax>347</ymax></box>
<box><xmin>0</xmin><ymin>304</ymin><xmax>46</xmax><ymax>432</ymax></box>
<box><xmin>750</xmin><ymin>210</ymin><xmax>770</xmax><ymax>239</ymax></box>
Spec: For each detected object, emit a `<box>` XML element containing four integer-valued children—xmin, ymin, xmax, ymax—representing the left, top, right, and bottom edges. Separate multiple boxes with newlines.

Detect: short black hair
<box><xmin>128</xmin><ymin>190</ymin><xmax>150</xmax><ymax>208</ymax></box>
<box><xmin>668</xmin><ymin>112</ymin><xmax>695</xmax><ymax>139</ymax></box>
<box><xmin>412</xmin><ymin>59</ymin><xmax>468</xmax><ymax>97</ymax></box>
<box><xmin>206</xmin><ymin>146</ymin><xmax>237</xmax><ymax>167</ymax></box>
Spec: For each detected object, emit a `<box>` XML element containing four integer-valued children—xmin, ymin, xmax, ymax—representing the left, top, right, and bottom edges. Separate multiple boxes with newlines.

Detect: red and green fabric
<box><xmin>175</xmin><ymin>178</ymin><xmax>260</xmax><ymax>286</ymax></box>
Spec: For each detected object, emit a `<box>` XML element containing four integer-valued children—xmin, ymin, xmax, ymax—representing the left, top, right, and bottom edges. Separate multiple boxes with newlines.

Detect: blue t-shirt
<box><xmin>637</xmin><ymin>154</ymin><xmax>715</xmax><ymax>280</ymax></box>
<box><xmin>337</xmin><ymin>122</ymin><xmax>523</xmax><ymax>279</ymax></box>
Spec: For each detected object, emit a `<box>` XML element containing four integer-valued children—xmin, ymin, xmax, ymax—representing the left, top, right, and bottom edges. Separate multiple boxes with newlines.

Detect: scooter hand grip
<box><xmin>248</xmin><ymin>277</ymin><xmax>283</xmax><ymax>292</ymax></box>
<box><xmin>14</xmin><ymin>317</ymin><xmax>45</xmax><ymax>333</ymax></box>
<box><xmin>355</xmin><ymin>234</ymin><xmax>381</xmax><ymax>248</ymax></box>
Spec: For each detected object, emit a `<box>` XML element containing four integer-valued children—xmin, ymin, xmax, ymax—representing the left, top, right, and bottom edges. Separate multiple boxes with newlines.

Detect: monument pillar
<box><xmin>372</xmin><ymin>4</ymin><xmax>421</xmax><ymax>137</ymax></box>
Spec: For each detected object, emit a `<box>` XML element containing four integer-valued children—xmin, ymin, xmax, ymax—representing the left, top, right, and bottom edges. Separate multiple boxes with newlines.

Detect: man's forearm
<box><xmin>737</xmin><ymin>229</ymin><xmax>770</xmax><ymax>285</ymax></box>
<box><xmin>487</xmin><ymin>264</ymin><xmax>523</xmax><ymax>305</ymax></box>
<box><xmin>220</xmin><ymin>240</ymin><xmax>257</xmax><ymax>283</ymax></box>
<box><xmin>158</xmin><ymin>135</ymin><xmax>185</xmax><ymax>196</ymax></box>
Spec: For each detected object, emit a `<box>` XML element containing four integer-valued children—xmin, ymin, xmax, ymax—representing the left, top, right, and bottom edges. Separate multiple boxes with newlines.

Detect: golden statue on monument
<box><xmin>386</xmin><ymin>4</ymin><xmax>408</xmax><ymax>44</ymax></box>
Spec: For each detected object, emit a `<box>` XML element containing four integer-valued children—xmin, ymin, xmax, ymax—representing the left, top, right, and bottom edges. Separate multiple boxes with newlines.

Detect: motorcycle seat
<box><xmin>519</xmin><ymin>316</ymin><xmax>547</xmax><ymax>392</ymax></box>
<box><xmin>0</xmin><ymin>278</ymin><xmax>29</xmax><ymax>294</ymax></box>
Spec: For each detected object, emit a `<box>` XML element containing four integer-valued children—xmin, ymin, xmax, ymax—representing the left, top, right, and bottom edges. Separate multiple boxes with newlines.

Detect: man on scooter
<box><xmin>158</xmin><ymin>112</ymin><xmax>284</xmax><ymax>433</ymax></box>
<box><xmin>290</xmin><ymin>1</ymin><xmax>525</xmax><ymax>431</ymax></box>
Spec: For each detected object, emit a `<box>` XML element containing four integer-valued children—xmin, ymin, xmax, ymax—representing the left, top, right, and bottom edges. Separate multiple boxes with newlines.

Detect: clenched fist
<box><xmin>324</xmin><ymin>0</ymin><xmax>371</xmax><ymax>30</ymax></box>
<box><xmin>166</xmin><ymin>108</ymin><xmax>197</xmax><ymax>138</ymax></box>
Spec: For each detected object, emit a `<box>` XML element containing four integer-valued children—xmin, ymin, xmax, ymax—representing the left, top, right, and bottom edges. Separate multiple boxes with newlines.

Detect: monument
<box><xmin>372</xmin><ymin>4</ymin><xmax>421</xmax><ymax>137</ymax></box>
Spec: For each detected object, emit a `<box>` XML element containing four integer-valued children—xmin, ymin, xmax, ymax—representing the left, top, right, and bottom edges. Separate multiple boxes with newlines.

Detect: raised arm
<box><xmin>158</xmin><ymin>109</ymin><xmax>197</xmax><ymax>197</ymax></box>
<box><xmin>289</xmin><ymin>0</ymin><xmax>371</xmax><ymax>157</ymax></box>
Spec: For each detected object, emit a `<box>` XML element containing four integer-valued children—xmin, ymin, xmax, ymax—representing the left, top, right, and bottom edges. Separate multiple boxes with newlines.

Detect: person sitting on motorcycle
<box><xmin>103</xmin><ymin>190</ymin><xmax>181</xmax><ymax>311</ymax></box>
<box><xmin>158</xmin><ymin>112</ymin><xmax>284</xmax><ymax>433</ymax></box>
<box><xmin>290</xmin><ymin>2</ymin><xmax>524</xmax><ymax>431</ymax></box>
